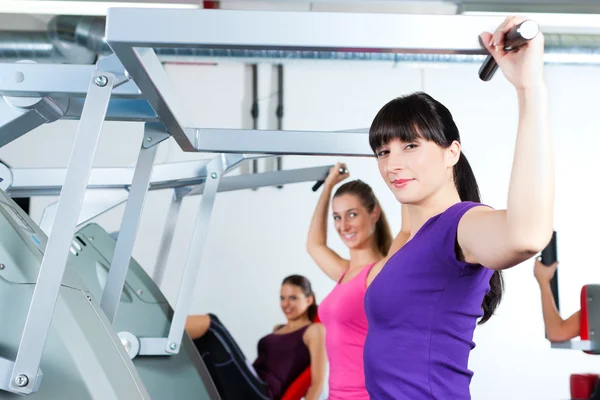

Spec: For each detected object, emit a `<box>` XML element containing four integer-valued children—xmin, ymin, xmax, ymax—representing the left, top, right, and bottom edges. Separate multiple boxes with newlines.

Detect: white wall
<box><xmin>3</xmin><ymin>57</ymin><xmax>600</xmax><ymax>400</ymax></box>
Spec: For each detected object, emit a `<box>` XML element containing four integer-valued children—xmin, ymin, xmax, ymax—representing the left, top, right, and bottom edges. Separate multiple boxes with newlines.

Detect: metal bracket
<box><xmin>96</xmin><ymin>53</ymin><xmax>131</xmax><ymax>89</ymax></box>
<box><xmin>142</xmin><ymin>122</ymin><xmax>171</xmax><ymax>149</ymax></box>
<box><xmin>1</xmin><ymin>71</ymin><xmax>115</xmax><ymax>395</ymax></box>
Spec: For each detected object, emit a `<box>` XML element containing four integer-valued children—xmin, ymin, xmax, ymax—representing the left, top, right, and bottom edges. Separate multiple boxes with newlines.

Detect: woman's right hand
<box><xmin>324</xmin><ymin>162</ymin><xmax>349</xmax><ymax>188</ymax></box>
<box><xmin>533</xmin><ymin>257</ymin><xmax>558</xmax><ymax>285</ymax></box>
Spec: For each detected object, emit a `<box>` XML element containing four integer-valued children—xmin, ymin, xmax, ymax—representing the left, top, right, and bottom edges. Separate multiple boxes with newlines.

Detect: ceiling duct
<box><xmin>0</xmin><ymin>13</ymin><xmax>599</xmax><ymax>66</ymax></box>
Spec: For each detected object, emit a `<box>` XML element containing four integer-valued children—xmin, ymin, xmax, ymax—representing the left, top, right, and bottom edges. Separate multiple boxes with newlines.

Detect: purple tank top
<box><xmin>364</xmin><ymin>202</ymin><xmax>494</xmax><ymax>399</ymax></box>
<box><xmin>252</xmin><ymin>325</ymin><xmax>311</xmax><ymax>399</ymax></box>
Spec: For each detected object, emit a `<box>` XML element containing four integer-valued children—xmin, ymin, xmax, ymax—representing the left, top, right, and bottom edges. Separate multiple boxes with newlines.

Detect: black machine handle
<box><xmin>479</xmin><ymin>20</ymin><xmax>540</xmax><ymax>82</ymax></box>
<box><xmin>540</xmin><ymin>231</ymin><xmax>560</xmax><ymax>311</ymax></box>
<box><xmin>312</xmin><ymin>167</ymin><xmax>348</xmax><ymax>192</ymax></box>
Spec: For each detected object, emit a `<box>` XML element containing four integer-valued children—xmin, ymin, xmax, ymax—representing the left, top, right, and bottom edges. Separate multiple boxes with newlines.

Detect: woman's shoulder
<box><xmin>303</xmin><ymin>322</ymin><xmax>325</xmax><ymax>344</ymax></box>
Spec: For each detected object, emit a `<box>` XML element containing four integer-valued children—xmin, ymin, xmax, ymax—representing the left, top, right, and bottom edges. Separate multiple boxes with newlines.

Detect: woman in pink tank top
<box><xmin>307</xmin><ymin>164</ymin><xmax>409</xmax><ymax>399</ymax></box>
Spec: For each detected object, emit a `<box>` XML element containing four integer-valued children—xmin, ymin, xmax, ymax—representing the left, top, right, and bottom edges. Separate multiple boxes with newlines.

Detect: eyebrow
<box><xmin>333</xmin><ymin>208</ymin><xmax>358</xmax><ymax>215</ymax></box>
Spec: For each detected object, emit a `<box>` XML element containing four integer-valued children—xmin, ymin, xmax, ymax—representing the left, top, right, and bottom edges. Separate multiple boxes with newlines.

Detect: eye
<box><xmin>405</xmin><ymin>143</ymin><xmax>418</xmax><ymax>150</ymax></box>
<box><xmin>376</xmin><ymin>149</ymin><xmax>389</xmax><ymax>158</ymax></box>
<box><xmin>333</xmin><ymin>215</ymin><xmax>340</xmax><ymax>221</ymax></box>
<box><xmin>349</xmin><ymin>212</ymin><xmax>357</xmax><ymax>218</ymax></box>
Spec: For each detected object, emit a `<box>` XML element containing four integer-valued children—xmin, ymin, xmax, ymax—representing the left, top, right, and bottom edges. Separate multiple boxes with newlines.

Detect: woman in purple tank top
<box><xmin>186</xmin><ymin>275</ymin><xmax>326</xmax><ymax>400</ymax></box>
<box><xmin>362</xmin><ymin>17</ymin><xmax>554</xmax><ymax>399</ymax></box>
<box><xmin>307</xmin><ymin>168</ymin><xmax>409</xmax><ymax>399</ymax></box>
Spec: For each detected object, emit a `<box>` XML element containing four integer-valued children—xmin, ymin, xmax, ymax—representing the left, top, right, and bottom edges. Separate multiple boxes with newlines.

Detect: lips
<box><xmin>392</xmin><ymin>178</ymin><xmax>414</xmax><ymax>188</ymax></box>
<box><xmin>342</xmin><ymin>233</ymin><xmax>356</xmax><ymax>241</ymax></box>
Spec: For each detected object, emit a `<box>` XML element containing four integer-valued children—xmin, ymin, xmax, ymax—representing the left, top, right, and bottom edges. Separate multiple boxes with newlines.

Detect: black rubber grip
<box><xmin>479</xmin><ymin>20</ymin><xmax>539</xmax><ymax>82</ymax></box>
<box><xmin>312</xmin><ymin>167</ymin><xmax>347</xmax><ymax>192</ymax></box>
<box><xmin>541</xmin><ymin>231</ymin><xmax>560</xmax><ymax>310</ymax></box>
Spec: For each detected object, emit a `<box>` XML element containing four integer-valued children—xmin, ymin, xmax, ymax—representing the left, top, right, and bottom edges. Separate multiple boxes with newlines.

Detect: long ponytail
<box><xmin>454</xmin><ymin>153</ymin><xmax>504</xmax><ymax>325</ymax></box>
<box><xmin>374</xmin><ymin>203</ymin><xmax>393</xmax><ymax>256</ymax></box>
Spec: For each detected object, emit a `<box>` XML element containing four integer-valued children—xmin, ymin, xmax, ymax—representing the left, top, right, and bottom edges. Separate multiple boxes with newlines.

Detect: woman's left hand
<box><xmin>479</xmin><ymin>16</ymin><xmax>545</xmax><ymax>91</ymax></box>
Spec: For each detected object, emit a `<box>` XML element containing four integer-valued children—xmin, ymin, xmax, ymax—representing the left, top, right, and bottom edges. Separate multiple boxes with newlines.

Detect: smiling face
<box><xmin>369</xmin><ymin>92</ymin><xmax>463</xmax><ymax>207</ymax></box>
<box><xmin>375</xmin><ymin>138</ymin><xmax>459</xmax><ymax>205</ymax></box>
<box><xmin>331</xmin><ymin>193</ymin><xmax>379</xmax><ymax>250</ymax></box>
<box><xmin>280</xmin><ymin>283</ymin><xmax>312</xmax><ymax>322</ymax></box>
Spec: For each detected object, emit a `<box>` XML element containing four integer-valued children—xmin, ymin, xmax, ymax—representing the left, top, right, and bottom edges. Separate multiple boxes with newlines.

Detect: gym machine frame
<box><xmin>0</xmin><ymin>7</ymin><xmax>592</xmax><ymax>395</ymax></box>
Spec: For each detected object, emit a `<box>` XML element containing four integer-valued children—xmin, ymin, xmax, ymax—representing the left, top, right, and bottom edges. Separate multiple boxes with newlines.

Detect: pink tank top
<box><xmin>318</xmin><ymin>263</ymin><xmax>374</xmax><ymax>400</ymax></box>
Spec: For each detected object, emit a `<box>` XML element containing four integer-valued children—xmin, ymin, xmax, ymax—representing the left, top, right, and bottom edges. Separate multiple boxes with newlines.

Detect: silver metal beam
<box><xmin>105</xmin><ymin>8</ymin><xmax>507</xmax><ymax>54</ymax></box>
<box><xmin>152</xmin><ymin>190</ymin><xmax>183</xmax><ymax>288</ymax></box>
<box><xmin>0</xmin><ymin>63</ymin><xmax>141</xmax><ymax>99</ymax></box>
<box><xmin>108</xmin><ymin>45</ymin><xmax>195</xmax><ymax>151</ymax></box>
<box><xmin>100</xmin><ymin>125</ymin><xmax>160</xmax><ymax>324</ymax></box>
<box><xmin>551</xmin><ymin>340</ymin><xmax>600</xmax><ymax>352</ymax></box>
<box><xmin>165</xmin><ymin>156</ymin><xmax>223</xmax><ymax>355</ymax></box>
<box><xmin>5</xmin><ymin>71</ymin><xmax>114</xmax><ymax>395</ymax></box>
<box><xmin>186</xmin><ymin>165</ymin><xmax>333</xmax><ymax>196</ymax></box>
<box><xmin>6</xmin><ymin>160</ymin><xmax>332</xmax><ymax>197</ymax></box>
<box><xmin>189</xmin><ymin>127</ymin><xmax>372</xmax><ymax>156</ymax></box>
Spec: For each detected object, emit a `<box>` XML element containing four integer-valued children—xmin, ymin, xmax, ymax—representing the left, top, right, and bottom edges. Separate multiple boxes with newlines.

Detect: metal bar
<box><xmin>152</xmin><ymin>190</ymin><xmax>183</xmax><ymax>288</ymax></box>
<box><xmin>100</xmin><ymin>126</ymin><xmax>159</xmax><ymax>323</ymax></box>
<box><xmin>0</xmin><ymin>63</ymin><xmax>141</xmax><ymax>98</ymax></box>
<box><xmin>189</xmin><ymin>128</ymin><xmax>371</xmax><ymax>156</ymax></box>
<box><xmin>164</xmin><ymin>156</ymin><xmax>223</xmax><ymax>355</ymax></box>
<box><xmin>0</xmin><ymin>101</ymin><xmax>49</xmax><ymax>149</ymax></box>
<box><xmin>64</xmin><ymin>98</ymin><xmax>158</xmax><ymax>122</ymax></box>
<box><xmin>551</xmin><ymin>340</ymin><xmax>600</xmax><ymax>351</ymax></box>
<box><xmin>8</xmin><ymin>161</ymin><xmax>211</xmax><ymax>196</ymax></box>
<box><xmin>187</xmin><ymin>165</ymin><xmax>332</xmax><ymax>196</ymax></box>
<box><xmin>109</xmin><ymin>44</ymin><xmax>195</xmax><ymax>152</ymax></box>
<box><xmin>7</xmin><ymin>71</ymin><xmax>114</xmax><ymax>395</ymax></box>
<box><xmin>105</xmin><ymin>8</ymin><xmax>510</xmax><ymax>53</ymax></box>
<box><xmin>6</xmin><ymin>156</ymin><xmax>272</xmax><ymax>197</ymax></box>
<box><xmin>138</xmin><ymin>338</ymin><xmax>169</xmax><ymax>356</ymax></box>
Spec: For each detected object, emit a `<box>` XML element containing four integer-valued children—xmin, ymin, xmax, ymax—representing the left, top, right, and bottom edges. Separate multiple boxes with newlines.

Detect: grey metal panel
<box><xmin>0</xmin><ymin>190</ymin><xmax>150</xmax><ymax>398</ymax></box>
<box><xmin>68</xmin><ymin>223</ymin><xmax>221</xmax><ymax>400</ymax></box>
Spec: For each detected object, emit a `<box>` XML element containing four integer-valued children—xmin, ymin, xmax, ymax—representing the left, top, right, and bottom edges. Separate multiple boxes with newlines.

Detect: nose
<box><xmin>385</xmin><ymin>148</ymin><xmax>405</xmax><ymax>173</ymax></box>
<box><xmin>340</xmin><ymin>218</ymin><xmax>351</xmax><ymax>232</ymax></box>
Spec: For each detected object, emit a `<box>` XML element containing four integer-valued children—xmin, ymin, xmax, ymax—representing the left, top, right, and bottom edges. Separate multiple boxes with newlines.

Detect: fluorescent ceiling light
<box><xmin>461</xmin><ymin>11</ymin><xmax>600</xmax><ymax>35</ymax></box>
<box><xmin>0</xmin><ymin>0</ymin><xmax>200</xmax><ymax>16</ymax></box>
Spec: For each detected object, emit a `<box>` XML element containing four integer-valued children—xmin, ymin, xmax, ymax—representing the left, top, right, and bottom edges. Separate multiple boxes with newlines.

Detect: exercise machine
<box><xmin>0</xmin><ymin>158</ymin><xmax>334</xmax><ymax>400</ymax></box>
<box><xmin>0</xmin><ymin>189</ymin><xmax>150</xmax><ymax>399</ymax></box>
<box><xmin>0</xmin><ymin>7</ymin><xmax>590</xmax><ymax>398</ymax></box>
<box><xmin>66</xmin><ymin>222</ymin><xmax>219</xmax><ymax>400</ymax></box>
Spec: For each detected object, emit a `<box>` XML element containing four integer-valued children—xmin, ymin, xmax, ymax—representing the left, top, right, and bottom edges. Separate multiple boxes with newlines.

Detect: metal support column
<box><xmin>164</xmin><ymin>156</ymin><xmax>223</xmax><ymax>354</ymax></box>
<box><xmin>4</xmin><ymin>71</ymin><xmax>115</xmax><ymax>395</ymax></box>
<box><xmin>100</xmin><ymin>123</ymin><xmax>167</xmax><ymax>323</ymax></box>
<box><xmin>152</xmin><ymin>189</ymin><xmax>184</xmax><ymax>288</ymax></box>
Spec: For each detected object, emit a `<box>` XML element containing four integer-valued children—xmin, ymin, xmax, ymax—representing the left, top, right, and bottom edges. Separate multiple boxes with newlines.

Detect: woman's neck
<box><xmin>286</xmin><ymin>316</ymin><xmax>311</xmax><ymax>330</ymax></box>
<box><xmin>349</xmin><ymin>245</ymin><xmax>383</xmax><ymax>270</ymax></box>
<box><xmin>407</xmin><ymin>184</ymin><xmax>462</xmax><ymax>240</ymax></box>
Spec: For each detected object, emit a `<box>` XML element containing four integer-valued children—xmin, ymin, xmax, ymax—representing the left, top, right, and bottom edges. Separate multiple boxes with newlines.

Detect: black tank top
<box><xmin>252</xmin><ymin>325</ymin><xmax>311</xmax><ymax>399</ymax></box>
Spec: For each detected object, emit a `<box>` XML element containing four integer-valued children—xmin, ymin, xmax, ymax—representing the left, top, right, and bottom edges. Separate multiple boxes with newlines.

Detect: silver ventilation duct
<box><xmin>0</xmin><ymin>15</ymin><xmax>599</xmax><ymax>66</ymax></box>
